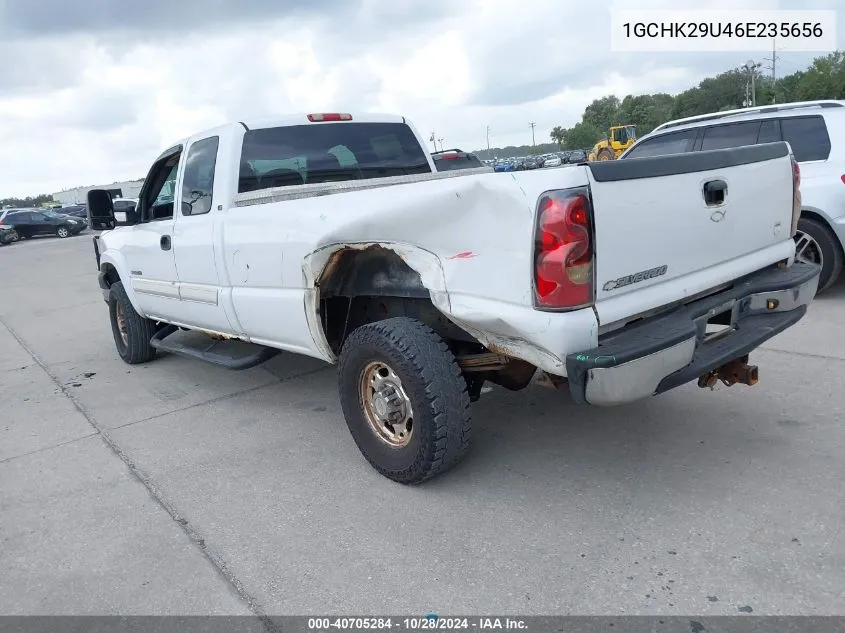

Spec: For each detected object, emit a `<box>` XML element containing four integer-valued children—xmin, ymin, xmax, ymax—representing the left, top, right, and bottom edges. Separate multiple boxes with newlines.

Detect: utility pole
<box><xmin>438</xmin><ymin>137</ymin><xmax>444</xmax><ymax>151</ymax></box>
<box><xmin>742</xmin><ymin>68</ymin><xmax>750</xmax><ymax>107</ymax></box>
<box><xmin>752</xmin><ymin>66</ymin><xmax>758</xmax><ymax>107</ymax></box>
<box><xmin>529</xmin><ymin>122</ymin><xmax>536</xmax><ymax>147</ymax></box>
<box><xmin>486</xmin><ymin>125</ymin><xmax>491</xmax><ymax>159</ymax></box>
<box><xmin>430</xmin><ymin>131</ymin><xmax>437</xmax><ymax>152</ymax></box>
<box><xmin>763</xmin><ymin>38</ymin><xmax>781</xmax><ymax>103</ymax></box>
<box><xmin>743</xmin><ymin>60</ymin><xmax>762</xmax><ymax>107</ymax></box>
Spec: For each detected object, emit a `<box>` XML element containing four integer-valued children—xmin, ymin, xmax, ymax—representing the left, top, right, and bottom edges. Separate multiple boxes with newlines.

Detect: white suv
<box><xmin>620</xmin><ymin>100</ymin><xmax>845</xmax><ymax>293</ymax></box>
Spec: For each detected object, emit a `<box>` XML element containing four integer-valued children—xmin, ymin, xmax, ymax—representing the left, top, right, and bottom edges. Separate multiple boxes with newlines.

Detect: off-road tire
<box><xmin>796</xmin><ymin>217</ymin><xmax>843</xmax><ymax>293</ymax></box>
<box><xmin>338</xmin><ymin>317</ymin><xmax>472</xmax><ymax>484</ymax></box>
<box><xmin>108</xmin><ymin>281</ymin><xmax>158</xmax><ymax>364</ymax></box>
<box><xmin>597</xmin><ymin>148</ymin><xmax>615</xmax><ymax>161</ymax></box>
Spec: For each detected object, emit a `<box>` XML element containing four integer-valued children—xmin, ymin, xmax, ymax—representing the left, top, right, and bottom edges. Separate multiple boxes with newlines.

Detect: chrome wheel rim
<box><xmin>115</xmin><ymin>301</ymin><xmax>129</xmax><ymax>346</ymax></box>
<box><xmin>359</xmin><ymin>361</ymin><xmax>414</xmax><ymax>448</ymax></box>
<box><xmin>794</xmin><ymin>230</ymin><xmax>823</xmax><ymax>267</ymax></box>
<box><xmin>57</xmin><ymin>227</ymin><xmax>69</xmax><ymax>237</ymax></box>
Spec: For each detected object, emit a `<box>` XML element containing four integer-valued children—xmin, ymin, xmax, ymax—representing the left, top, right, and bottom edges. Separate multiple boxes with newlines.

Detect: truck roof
<box><xmin>171</xmin><ymin>113</ymin><xmax>409</xmax><ymax>149</ymax></box>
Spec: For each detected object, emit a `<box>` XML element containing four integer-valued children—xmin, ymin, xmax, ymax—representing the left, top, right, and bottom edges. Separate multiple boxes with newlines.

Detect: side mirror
<box><xmin>86</xmin><ymin>189</ymin><xmax>117</xmax><ymax>230</ymax></box>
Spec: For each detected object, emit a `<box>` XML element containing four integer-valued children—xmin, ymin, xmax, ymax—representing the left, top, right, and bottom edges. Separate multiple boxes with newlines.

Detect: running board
<box><xmin>150</xmin><ymin>325</ymin><xmax>279</xmax><ymax>370</ymax></box>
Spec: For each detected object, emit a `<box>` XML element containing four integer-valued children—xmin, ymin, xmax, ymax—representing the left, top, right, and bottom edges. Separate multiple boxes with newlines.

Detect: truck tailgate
<box><xmin>586</xmin><ymin>143</ymin><xmax>796</xmax><ymax>325</ymax></box>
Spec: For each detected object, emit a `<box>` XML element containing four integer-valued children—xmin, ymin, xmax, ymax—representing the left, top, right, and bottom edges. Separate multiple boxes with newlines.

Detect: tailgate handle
<box><xmin>703</xmin><ymin>179</ymin><xmax>727</xmax><ymax>206</ymax></box>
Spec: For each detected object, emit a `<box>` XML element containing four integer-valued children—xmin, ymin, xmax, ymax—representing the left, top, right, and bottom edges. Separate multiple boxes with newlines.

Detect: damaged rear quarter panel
<box><xmin>224</xmin><ymin>168</ymin><xmax>599</xmax><ymax>372</ymax></box>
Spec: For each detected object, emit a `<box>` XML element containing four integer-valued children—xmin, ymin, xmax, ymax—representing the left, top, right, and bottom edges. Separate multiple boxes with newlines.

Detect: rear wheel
<box><xmin>108</xmin><ymin>281</ymin><xmax>158</xmax><ymax>364</ymax></box>
<box><xmin>338</xmin><ymin>317</ymin><xmax>472</xmax><ymax>484</ymax></box>
<box><xmin>794</xmin><ymin>216</ymin><xmax>843</xmax><ymax>293</ymax></box>
<box><xmin>56</xmin><ymin>225</ymin><xmax>70</xmax><ymax>238</ymax></box>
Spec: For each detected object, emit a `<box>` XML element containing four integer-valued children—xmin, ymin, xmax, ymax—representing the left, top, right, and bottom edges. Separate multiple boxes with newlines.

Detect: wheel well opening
<box><xmin>801</xmin><ymin>210</ymin><xmax>843</xmax><ymax>252</ymax></box>
<box><xmin>316</xmin><ymin>246</ymin><xmax>537</xmax><ymax>395</ymax></box>
<box><xmin>101</xmin><ymin>263</ymin><xmax>120</xmax><ymax>287</ymax></box>
<box><xmin>317</xmin><ymin>246</ymin><xmax>470</xmax><ymax>355</ymax></box>
<box><xmin>801</xmin><ymin>209</ymin><xmax>831</xmax><ymax>229</ymax></box>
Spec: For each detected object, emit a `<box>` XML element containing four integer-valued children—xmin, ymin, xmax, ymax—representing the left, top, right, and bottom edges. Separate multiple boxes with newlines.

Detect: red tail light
<box><xmin>840</xmin><ymin>173</ymin><xmax>845</xmax><ymax>184</ymax></box>
<box><xmin>438</xmin><ymin>153</ymin><xmax>460</xmax><ymax>160</ymax></box>
<box><xmin>0</xmin><ymin>219</ymin><xmax>4</xmax><ymax>225</ymax></box>
<box><xmin>533</xmin><ymin>188</ymin><xmax>594</xmax><ymax>309</ymax></box>
<box><xmin>307</xmin><ymin>113</ymin><xmax>352</xmax><ymax>122</ymax></box>
<box><xmin>791</xmin><ymin>157</ymin><xmax>802</xmax><ymax>236</ymax></box>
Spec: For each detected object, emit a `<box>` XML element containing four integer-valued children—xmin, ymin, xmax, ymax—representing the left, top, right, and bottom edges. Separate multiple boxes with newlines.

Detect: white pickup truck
<box><xmin>87</xmin><ymin>112</ymin><xmax>820</xmax><ymax>484</ymax></box>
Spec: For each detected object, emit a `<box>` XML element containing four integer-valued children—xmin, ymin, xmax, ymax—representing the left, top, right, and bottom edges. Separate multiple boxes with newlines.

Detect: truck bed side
<box><xmin>220</xmin><ymin>167</ymin><xmax>599</xmax><ymax>370</ymax></box>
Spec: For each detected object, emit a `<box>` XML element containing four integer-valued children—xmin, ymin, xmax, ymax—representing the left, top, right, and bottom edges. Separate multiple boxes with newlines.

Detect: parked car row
<box><xmin>0</xmin><ymin>198</ymin><xmax>139</xmax><ymax>247</ymax></box>
<box><xmin>0</xmin><ymin>207</ymin><xmax>88</xmax><ymax>242</ymax></box>
<box><xmin>487</xmin><ymin>149</ymin><xmax>589</xmax><ymax>172</ymax></box>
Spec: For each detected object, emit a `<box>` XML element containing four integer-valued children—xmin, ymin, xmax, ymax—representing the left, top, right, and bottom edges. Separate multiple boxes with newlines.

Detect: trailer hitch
<box><xmin>698</xmin><ymin>355</ymin><xmax>759</xmax><ymax>390</ymax></box>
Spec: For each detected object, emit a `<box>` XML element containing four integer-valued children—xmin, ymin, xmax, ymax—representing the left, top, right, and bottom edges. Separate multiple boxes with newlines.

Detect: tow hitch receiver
<box><xmin>698</xmin><ymin>355</ymin><xmax>759</xmax><ymax>390</ymax></box>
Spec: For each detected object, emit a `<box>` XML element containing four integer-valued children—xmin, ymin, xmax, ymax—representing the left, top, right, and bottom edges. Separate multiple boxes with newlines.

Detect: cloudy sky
<box><xmin>1</xmin><ymin>0</ymin><xmax>841</xmax><ymax>197</ymax></box>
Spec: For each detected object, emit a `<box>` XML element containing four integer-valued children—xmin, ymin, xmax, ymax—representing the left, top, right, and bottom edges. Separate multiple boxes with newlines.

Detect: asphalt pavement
<box><xmin>1</xmin><ymin>233</ymin><xmax>844</xmax><ymax>616</ymax></box>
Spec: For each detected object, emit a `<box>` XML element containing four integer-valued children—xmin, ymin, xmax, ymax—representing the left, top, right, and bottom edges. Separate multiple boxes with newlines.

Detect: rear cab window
<box><xmin>238</xmin><ymin>122</ymin><xmax>431</xmax><ymax>194</ymax></box>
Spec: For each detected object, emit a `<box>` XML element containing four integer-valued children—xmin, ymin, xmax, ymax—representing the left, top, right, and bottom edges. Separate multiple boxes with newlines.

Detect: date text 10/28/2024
<box><xmin>307</xmin><ymin>617</ymin><xmax>528</xmax><ymax>630</ymax></box>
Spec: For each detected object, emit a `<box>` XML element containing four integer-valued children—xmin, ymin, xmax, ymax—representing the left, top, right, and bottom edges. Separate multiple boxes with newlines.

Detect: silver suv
<box><xmin>621</xmin><ymin>100</ymin><xmax>845</xmax><ymax>293</ymax></box>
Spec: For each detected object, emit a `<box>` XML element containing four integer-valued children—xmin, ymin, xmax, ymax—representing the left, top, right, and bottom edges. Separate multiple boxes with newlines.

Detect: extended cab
<box><xmin>87</xmin><ymin>112</ymin><xmax>820</xmax><ymax>484</ymax></box>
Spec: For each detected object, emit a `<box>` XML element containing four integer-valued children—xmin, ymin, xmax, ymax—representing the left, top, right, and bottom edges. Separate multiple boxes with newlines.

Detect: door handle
<box><xmin>160</xmin><ymin>235</ymin><xmax>172</xmax><ymax>251</ymax></box>
<box><xmin>703</xmin><ymin>179</ymin><xmax>727</xmax><ymax>206</ymax></box>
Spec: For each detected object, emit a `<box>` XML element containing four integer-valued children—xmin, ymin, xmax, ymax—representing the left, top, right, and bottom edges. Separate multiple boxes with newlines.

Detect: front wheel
<box><xmin>338</xmin><ymin>317</ymin><xmax>472</xmax><ymax>484</ymax></box>
<box><xmin>597</xmin><ymin>148</ymin><xmax>615</xmax><ymax>161</ymax></box>
<box><xmin>108</xmin><ymin>281</ymin><xmax>158</xmax><ymax>364</ymax></box>
<box><xmin>794</xmin><ymin>217</ymin><xmax>843</xmax><ymax>293</ymax></box>
<box><xmin>56</xmin><ymin>225</ymin><xmax>70</xmax><ymax>238</ymax></box>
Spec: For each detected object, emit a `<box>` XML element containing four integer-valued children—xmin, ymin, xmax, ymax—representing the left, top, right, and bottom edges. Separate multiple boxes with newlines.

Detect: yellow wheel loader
<box><xmin>588</xmin><ymin>125</ymin><xmax>637</xmax><ymax>161</ymax></box>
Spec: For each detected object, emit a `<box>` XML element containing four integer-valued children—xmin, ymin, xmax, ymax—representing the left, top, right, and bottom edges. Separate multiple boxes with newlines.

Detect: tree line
<box><xmin>479</xmin><ymin>50</ymin><xmax>844</xmax><ymax>158</ymax></box>
<box><xmin>0</xmin><ymin>193</ymin><xmax>56</xmax><ymax>208</ymax></box>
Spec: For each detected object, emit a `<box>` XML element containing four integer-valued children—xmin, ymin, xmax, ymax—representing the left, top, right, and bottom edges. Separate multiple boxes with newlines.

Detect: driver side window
<box><xmin>153</xmin><ymin>163</ymin><xmax>179</xmax><ymax>216</ymax></box>
<box><xmin>139</xmin><ymin>151</ymin><xmax>182</xmax><ymax>222</ymax></box>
